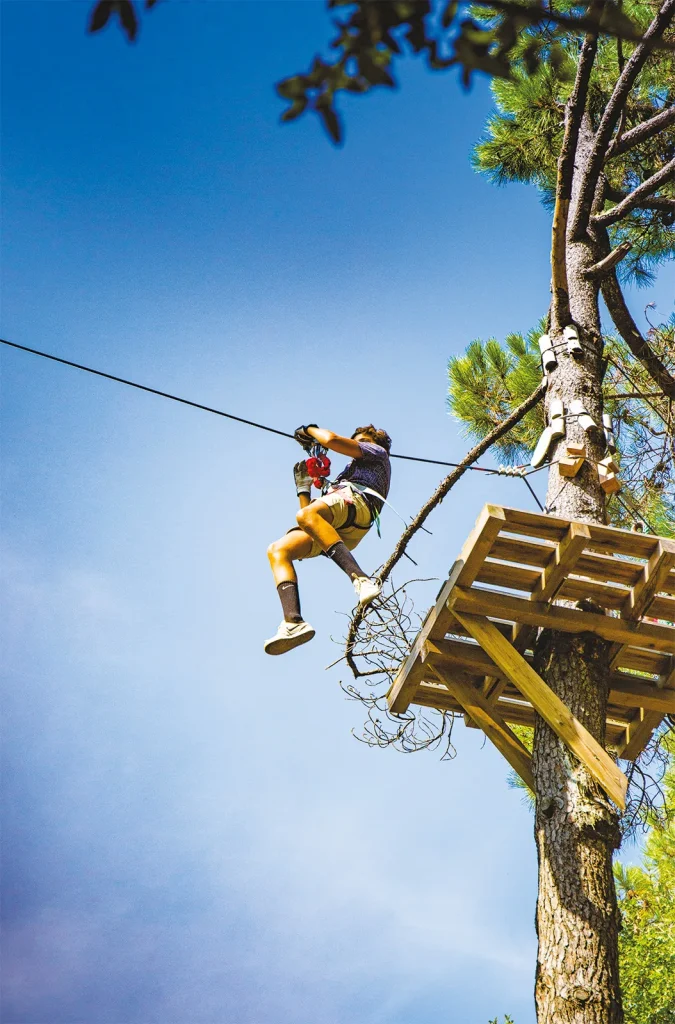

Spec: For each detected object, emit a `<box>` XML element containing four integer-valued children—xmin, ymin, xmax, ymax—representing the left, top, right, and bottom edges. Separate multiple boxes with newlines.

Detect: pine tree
<box><xmin>447</xmin><ymin>10</ymin><xmax>675</xmax><ymax>1021</ymax></box>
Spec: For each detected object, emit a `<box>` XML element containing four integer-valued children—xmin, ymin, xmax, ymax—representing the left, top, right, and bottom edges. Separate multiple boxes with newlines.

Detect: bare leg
<box><xmin>294</xmin><ymin>500</ymin><xmax>341</xmax><ymax>552</ymax></box>
<box><xmin>267</xmin><ymin>529</ymin><xmax>314</xmax><ymax>587</ymax></box>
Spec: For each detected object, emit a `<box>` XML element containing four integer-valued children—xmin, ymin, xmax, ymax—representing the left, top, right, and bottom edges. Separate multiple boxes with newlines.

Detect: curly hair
<box><xmin>351</xmin><ymin>424</ymin><xmax>392</xmax><ymax>452</ymax></box>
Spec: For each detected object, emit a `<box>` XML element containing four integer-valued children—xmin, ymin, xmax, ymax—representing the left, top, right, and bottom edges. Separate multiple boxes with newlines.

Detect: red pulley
<box><xmin>306</xmin><ymin>453</ymin><xmax>331</xmax><ymax>488</ymax></box>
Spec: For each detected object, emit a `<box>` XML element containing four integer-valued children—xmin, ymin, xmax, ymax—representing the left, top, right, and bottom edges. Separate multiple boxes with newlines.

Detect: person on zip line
<box><xmin>265</xmin><ymin>423</ymin><xmax>392</xmax><ymax>655</ymax></box>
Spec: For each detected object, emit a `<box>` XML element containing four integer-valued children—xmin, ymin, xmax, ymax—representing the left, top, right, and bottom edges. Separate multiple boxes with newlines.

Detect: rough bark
<box><xmin>534</xmin><ymin>120</ymin><xmax>624</xmax><ymax>1024</ymax></box>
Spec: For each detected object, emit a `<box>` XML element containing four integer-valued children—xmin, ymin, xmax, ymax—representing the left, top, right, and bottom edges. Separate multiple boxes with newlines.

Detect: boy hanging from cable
<box><xmin>265</xmin><ymin>423</ymin><xmax>392</xmax><ymax>655</ymax></box>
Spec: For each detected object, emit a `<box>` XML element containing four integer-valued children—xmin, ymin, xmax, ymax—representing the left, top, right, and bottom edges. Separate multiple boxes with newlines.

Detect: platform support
<box><xmin>452</xmin><ymin>612</ymin><xmax>628</xmax><ymax>809</ymax></box>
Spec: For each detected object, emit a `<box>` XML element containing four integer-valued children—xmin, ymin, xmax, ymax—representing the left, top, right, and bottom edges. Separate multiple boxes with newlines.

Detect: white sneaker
<box><xmin>264</xmin><ymin>619</ymin><xmax>315</xmax><ymax>656</ymax></box>
<box><xmin>353</xmin><ymin>576</ymin><xmax>382</xmax><ymax>608</ymax></box>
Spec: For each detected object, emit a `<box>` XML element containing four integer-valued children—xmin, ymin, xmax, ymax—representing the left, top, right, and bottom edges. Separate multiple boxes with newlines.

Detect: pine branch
<box><xmin>592</xmin><ymin>158</ymin><xmax>675</xmax><ymax>227</ymax></box>
<box><xmin>606</xmin><ymin>104</ymin><xmax>675</xmax><ymax>161</ymax></box>
<box><xmin>571</xmin><ymin>0</ymin><xmax>675</xmax><ymax>240</ymax></box>
<box><xmin>601</xmin><ymin>271</ymin><xmax>675</xmax><ymax>398</ymax></box>
<box><xmin>343</xmin><ymin>379</ymin><xmax>547</xmax><ymax>676</ymax></box>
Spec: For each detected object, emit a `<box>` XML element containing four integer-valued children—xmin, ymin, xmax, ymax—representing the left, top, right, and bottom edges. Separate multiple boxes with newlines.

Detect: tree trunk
<box><xmin>533</xmin><ymin>121</ymin><xmax>624</xmax><ymax>1024</ymax></box>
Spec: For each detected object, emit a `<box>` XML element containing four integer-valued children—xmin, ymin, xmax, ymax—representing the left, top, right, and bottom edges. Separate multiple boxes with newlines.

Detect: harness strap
<box><xmin>342</xmin><ymin>500</ymin><xmax>371</xmax><ymax>531</ymax></box>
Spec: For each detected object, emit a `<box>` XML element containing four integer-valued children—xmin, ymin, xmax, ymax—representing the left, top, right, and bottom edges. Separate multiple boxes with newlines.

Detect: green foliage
<box><xmin>488</xmin><ymin>1016</ymin><xmax>515</xmax><ymax>1024</ymax></box>
<box><xmin>447</xmin><ymin>322</ymin><xmax>545</xmax><ymax>464</ymax></box>
<box><xmin>615</xmin><ymin>733</ymin><xmax>675</xmax><ymax>1024</ymax></box>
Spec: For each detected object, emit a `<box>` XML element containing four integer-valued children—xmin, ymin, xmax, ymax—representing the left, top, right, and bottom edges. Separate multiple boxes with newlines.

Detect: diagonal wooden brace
<box><xmin>424</xmin><ymin>646</ymin><xmax>534</xmax><ymax>792</ymax></box>
<box><xmin>452</xmin><ymin>612</ymin><xmax>628</xmax><ymax>809</ymax></box>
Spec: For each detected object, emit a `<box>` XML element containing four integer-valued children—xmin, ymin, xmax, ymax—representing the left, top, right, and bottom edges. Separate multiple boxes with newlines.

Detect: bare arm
<box><xmin>306</xmin><ymin>426</ymin><xmax>363</xmax><ymax>459</ymax></box>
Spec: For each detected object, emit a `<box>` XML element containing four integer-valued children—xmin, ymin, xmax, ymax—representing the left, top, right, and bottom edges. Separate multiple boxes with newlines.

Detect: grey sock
<box><xmin>277</xmin><ymin>581</ymin><xmax>303</xmax><ymax>623</ymax></box>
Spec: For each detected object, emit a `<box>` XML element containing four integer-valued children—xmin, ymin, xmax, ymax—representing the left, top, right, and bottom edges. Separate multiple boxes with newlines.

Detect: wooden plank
<box><xmin>618</xmin><ymin>657</ymin><xmax>675</xmax><ymax>760</ymax></box>
<box><xmin>425</xmin><ymin>653</ymin><xmax>535</xmax><ymax>791</ymax></box>
<box><xmin>449</xmin><ymin>586</ymin><xmax>675</xmax><ymax>653</ymax></box>
<box><xmin>661</xmin><ymin>570</ymin><xmax>675</xmax><ymax>597</ymax></box>
<box><xmin>386</xmin><ymin>505</ymin><xmax>507</xmax><ymax>713</ymax></box>
<box><xmin>474</xmin><ymin>560</ymin><xmax>540</xmax><ymax>593</ymax></box>
<box><xmin>513</xmin><ymin>522</ymin><xmax>591</xmax><ymax>652</ymax></box>
<box><xmin>614</xmin><ymin>647</ymin><xmax>672</xmax><ymax>676</ymax></box>
<box><xmin>488</xmin><ymin>536</ymin><xmax>554</xmax><ymax>569</ymax></box>
<box><xmin>498</xmin><ymin>507</ymin><xmax>659</xmax><ymax>558</ymax></box>
<box><xmin>535</xmin><ymin>522</ymin><xmax>591</xmax><ymax>603</ymax></box>
<box><xmin>498</xmin><ymin>506</ymin><xmax>569</xmax><ymax>543</ymax></box>
<box><xmin>624</xmin><ymin>538</ymin><xmax>675</xmax><ymax>619</ymax></box>
<box><xmin>424</xmin><ymin>637</ymin><xmax>530</xmax><ymax>675</ymax></box>
<box><xmin>453</xmin><ymin>612</ymin><xmax>628</xmax><ymax>809</ymax></box>
<box><xmin>609</xmin><ymin>539</ymin><xmax>675</xmax><ymax>671</ymax></box>
<box><xmin>584</xmin><ymin>523</ymin><xmax>661</xmax><ymax>559</ymax></box>
<box><xmin>574</xmin><ymin>552</ymin><xmax>644</xmax><ymax>587</ymax></box>
<box><xmin>413</xmin><ymin>681</ymin><xmax>464</xmax><ymax>714</ymax></box>
<box><xmin>609</xmin><ymin>676</ymin><xmax>675</xmax><ymax>713</ymax></box>
<box><xmin>649</xmin><ymin>595</ymin><xmax>675</xmax><ymax>622</ymax></box>
<box><xmin>558</xmin><ymin>576</ymin><xmax>629</xmax><ymax>611</ymax></box>
<box><xmin>386</xmin><ymin>658</ymin><xmax>427</xmax><ymax>716</ymax></box>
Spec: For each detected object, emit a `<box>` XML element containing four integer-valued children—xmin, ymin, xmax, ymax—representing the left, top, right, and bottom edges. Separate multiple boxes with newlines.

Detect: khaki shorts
<box><xmin>291</xmin><ymin>485</ymin><xmax>373</xmax><ymax>559</ymax></box>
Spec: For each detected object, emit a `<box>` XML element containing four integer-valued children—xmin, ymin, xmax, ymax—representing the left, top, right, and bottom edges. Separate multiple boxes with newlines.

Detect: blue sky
<box><xmin>1</xmin><ymin>3</ymin><xmax>673</xmax><ymax>1023</ymax></box>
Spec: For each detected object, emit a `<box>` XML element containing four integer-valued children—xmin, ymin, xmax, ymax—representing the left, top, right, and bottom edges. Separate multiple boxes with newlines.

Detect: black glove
<box><xmin>294</xmin><ymin>424</ymin><xmax>318</xmax><ymax>449</ymax></box>
<box><xmin>293</xmin><ymin>460</ymin><xmax>313</xmax><ymax>497</ymax></box>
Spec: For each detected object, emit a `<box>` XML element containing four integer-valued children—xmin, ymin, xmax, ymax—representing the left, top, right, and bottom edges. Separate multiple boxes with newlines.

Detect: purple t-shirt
<box><xmin>333</xmin><ymin>441</ymin><xmax>391</xmax><ymax>514</ymax></box>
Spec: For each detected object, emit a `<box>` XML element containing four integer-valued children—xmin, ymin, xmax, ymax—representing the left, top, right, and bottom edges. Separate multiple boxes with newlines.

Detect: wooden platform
<box><xmin>387</xmin><ymin>505</ymin><xmax>675</xmax><ymax>809</ymax></box>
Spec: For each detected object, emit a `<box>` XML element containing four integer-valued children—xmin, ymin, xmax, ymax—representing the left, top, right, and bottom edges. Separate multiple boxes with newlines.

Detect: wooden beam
<box><xmin>610</xmin><ymin>538</ymin><xmax>675</xmax><ymax>671</ymax></box>
<box><xmin>425</xmin><ymin>653</ymin><xmax>534</xmax><ymax>791</ymax></box>
<box><xmin>497</xmin><ymin>506</ymin><xmax>658</xmax><ymax>554</ymax></box>
<box><xmin>625</xmin><ymin>538</ymin><xmax>675</xmax><ymax>619</ymax></box>
<box><xmin>453</xmin><ymin>612</ymin><xmax>628</xmax><ymax>809</ymax></box>
<box><xmin>386</xmin><ymin>505</ymin><xmax>506</xmax><ymax>713</ymax></box>
<box><xmin>618</xmin><ymin>659</ymin><xmax>675</xmax><ymax>760</ymax></box>
<box><xmin>386</xmin><ymin>657</ymin><xmax>427</xmax><ymax>716</ymax></box>
<box><xmin>618</xmin><ymin>709</ymin><xmax>663</xmax><ymax>761</ymax></box>
<box><xmin>609</xmin><ymin>676</ymin><xmax>675</xmax><ymax>713</ymax></box>
<box><xmin>659</xmin><ymin>658</ymin><xmax>675</xmax><ymax>690</ymax></box>
<box><xmin>449</xmin><ymin>586</ymin><xmax>675</xmax><ymax>653</ymax></box>
<box><xmin>513</xmin><ymin>522</ymin><xmax>591</xmax><ymax>652</ymax></box>
<box><xmin>425</xmin><ymin>638</ymin><xmax>672</xmax><ymax>707</ymax></box>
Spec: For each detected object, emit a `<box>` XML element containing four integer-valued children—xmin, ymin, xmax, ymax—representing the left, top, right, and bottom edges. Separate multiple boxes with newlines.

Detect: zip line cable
<box><xmin>0</xmin><ymin>337</ymin><xmax>521</xmax><ymax>476</ymax></box>
<box><xmin>0</xmin><ymin>337</ymin><xmax>294</xmax><ymax>440</ymax></box>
